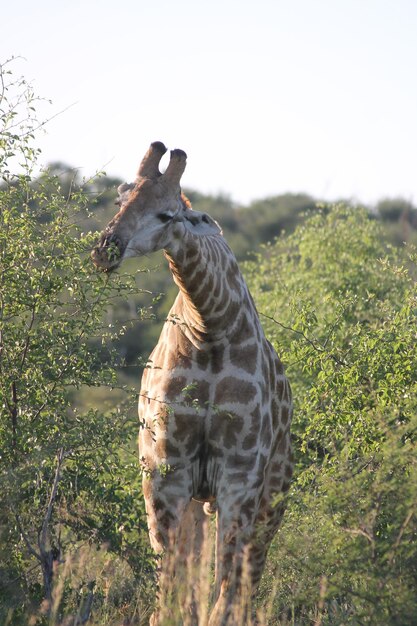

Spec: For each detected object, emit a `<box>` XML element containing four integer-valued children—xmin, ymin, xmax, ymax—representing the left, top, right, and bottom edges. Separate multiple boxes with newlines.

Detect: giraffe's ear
<box><xmin>116</xmin><ymin>182</ymin><xmax>135</xmax><ymax>205</ymax></box>
<box><xmin>117</xmin><ymin>182</ymin><xmax>134</xmax><ymax>195</ymax></box>
<box><xmin>162</xmin><ymin>149</ymin><xmax>187</xmax><ymax>187</ymax></box>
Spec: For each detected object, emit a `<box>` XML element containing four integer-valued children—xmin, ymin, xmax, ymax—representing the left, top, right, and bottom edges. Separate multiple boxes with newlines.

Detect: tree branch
<box><xmin>260</xmin><ymin>311</ymin><xmax>348</xmax><ymax>366</ymax></box>
<box><xmin>11</xmin><ymin>381</ymin><xmax>18</xmax><ymax>451</ymax></box>
<box><xmin>39</xmin><ymin>447</ymin><xmax>66</xmax><ymax>556</ymax></box>
<box><xmin>14</xmin><ymin>512</ymin><xmax>41</xmax><ymax>562</ymax></box>
<box><xmin>260</xmin><ymin>311</ymin><xmax>325</xmax><ymax>352</ymax></box>
<box><xmin>388</xmin><ymin>505</ymin><xmax>416</xmax><ymax>565</ymax></box>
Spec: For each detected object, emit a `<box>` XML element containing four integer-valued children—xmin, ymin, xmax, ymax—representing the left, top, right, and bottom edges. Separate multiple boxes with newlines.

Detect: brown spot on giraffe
<box><xmin>210</xmin><ymin>344</ymin><xmax>225</xmax><ymax>374</ymax></box>
<box><xmin>214</xmin><ymin>376</ymin><xmax>257</xmax><ymax>405</ymax></box>
<box><xmin>230</xmin><ymin>342</ymin><xmax>258</xmax><ymax>374</ymax></box>
<box><xmin>209</xmin><ymin>411</ymin><xmax>244</xmax><ymax>449</ymax></box>
<box><xmin>226</xmin><ymin>262</ymin><xmax>242</xmax><ymax>294</ymax></box>
<box><xmin>281</xmin><ymin>403</ymin><xmax>291</xmax><ymax>426</ymax></box>
<box><xmin>260</xmin><ymin>414</ymin><xmax>272</xmax><ymax>447</ymax></box>
<box><xmin>242</xmin><ymin>431</ymin><xmax>258</xmax><ymax>450</ymax></box>
<box><xmin>196</xmin><ymin>349</ymin><xmax>209</xmax><ymax>370</ymax></box>
<box><xmin>229</xmin><ymin>311</ymin><xmax>254</xmax><ymax>342</ymax></box>
<box><xmin>164</xmin><ymin>375</ymin><xmax>187</xmax><ymax>401</ymax></box>
<box><xmin>92</xmin><ymin>141</ymin><xmax>293</xmax><ymax>626</ymax></box>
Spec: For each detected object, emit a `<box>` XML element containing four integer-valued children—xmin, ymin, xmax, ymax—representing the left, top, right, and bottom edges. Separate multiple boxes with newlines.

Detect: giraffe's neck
<box><xmin>164</xmin><ymin>228</ymin><xmax>254</xmax><ymax>343</ymax></box>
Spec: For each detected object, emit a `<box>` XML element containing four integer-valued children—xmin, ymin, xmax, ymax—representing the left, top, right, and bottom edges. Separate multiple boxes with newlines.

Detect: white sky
<box><xmin>2</xmin><ymin>0</ymin><xmax>417</xmax><ymax>206</ymax></box>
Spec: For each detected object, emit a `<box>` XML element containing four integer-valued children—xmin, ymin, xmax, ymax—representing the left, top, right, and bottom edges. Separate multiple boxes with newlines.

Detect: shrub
<box><xmin>247</xmin><ymin>206</ymin><xmax>417</xmax><ymax>625</ymax></box>
<box><xmin>0</xmin><ymin>58</ymin><xmax>154</xmax><ymax>625</ymax></box>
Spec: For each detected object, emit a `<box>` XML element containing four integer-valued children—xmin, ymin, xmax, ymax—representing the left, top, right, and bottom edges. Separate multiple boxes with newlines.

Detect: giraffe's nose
<box><xmin>91</xmin><ymin>234</ymin><xmax>123</xmax><ymax>271</ymax></box>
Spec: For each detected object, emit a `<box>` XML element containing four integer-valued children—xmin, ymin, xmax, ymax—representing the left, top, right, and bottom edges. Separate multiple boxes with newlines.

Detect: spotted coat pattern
<box><xmin>91</xmin><ymin>142</ymin><xmax>293</xmax><ymax>626</ymax></box>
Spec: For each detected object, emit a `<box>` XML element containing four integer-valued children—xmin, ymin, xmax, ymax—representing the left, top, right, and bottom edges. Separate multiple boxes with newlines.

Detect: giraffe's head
<box><xmin>91</xmin><ymin>141</ymin><xmax>220</xmax><ymax>271</ymax></box>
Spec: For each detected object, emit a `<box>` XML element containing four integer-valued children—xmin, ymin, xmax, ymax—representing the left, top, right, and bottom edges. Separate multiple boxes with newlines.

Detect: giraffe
<box><xmin>91</xmin><ymin>142</ymin><xmax>293</xmax><ymax>625</ymax></box>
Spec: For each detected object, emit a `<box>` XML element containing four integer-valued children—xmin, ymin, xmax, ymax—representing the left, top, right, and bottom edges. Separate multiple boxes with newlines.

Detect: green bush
<box><xmin>247</xmin><ymin>206</ymin><xmax>417</xmax><ymax>625</ymax></box>
<box><xmin>0</xmin><ymin>58</ymin><xmax>154</xmax><ymax>625</ymax></box>
<box><xmin>2</xmin><ymin>58</ymin><xmax>417</xmax><ymax>625</ymax></box>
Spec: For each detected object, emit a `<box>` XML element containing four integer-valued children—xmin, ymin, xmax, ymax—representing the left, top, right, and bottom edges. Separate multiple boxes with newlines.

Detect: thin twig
<box><xmin>260</xmin><ymin>311</ymin><xmax>325</xmax><ymax>352</ymax></box>
<box><xmin>14</xmin><ymin>512</ymin><xmax>41</xmax><ymax>562</ymax></box>
<box><xmin>39</xmin><ymin>447</ymin><xmax>65</xmax><ymax>556</ymax></box>
<box><xmin>388</xmin><ymin>505</ymin><xmax>416</xmax><ymax>565</ymax></box>
<box><xmin>260</xmin><ymin>311</ymin><xmax>348</xmax><ymax>366</ymax></box>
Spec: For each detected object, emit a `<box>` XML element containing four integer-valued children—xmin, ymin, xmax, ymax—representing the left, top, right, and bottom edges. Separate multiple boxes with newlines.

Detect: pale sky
<box><xmin>2</xmin><ymin>0</ymin><xmax>417</xmax><ymax>206</ymax></box>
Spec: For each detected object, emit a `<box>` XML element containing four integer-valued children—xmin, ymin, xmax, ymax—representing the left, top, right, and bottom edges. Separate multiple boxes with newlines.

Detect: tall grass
<box><xmin>8</xmin><ymin>521</ymin><xmax>369</xmax><ymax>626</ymax></box>
<box><xmin>12</xmin><ymin>523</ymin><xmax>294</xmax><ymax>626</ymax></box>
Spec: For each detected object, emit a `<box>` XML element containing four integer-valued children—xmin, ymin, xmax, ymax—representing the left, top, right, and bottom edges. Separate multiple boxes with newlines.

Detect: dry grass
<box><xmin>8</xmin><ymin>521</ymin><xmax>323</xmax><ymax>626</ymax></box>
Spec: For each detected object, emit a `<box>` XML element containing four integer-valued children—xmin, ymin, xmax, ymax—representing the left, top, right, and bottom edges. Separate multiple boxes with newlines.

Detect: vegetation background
<box><xmin>1</xmin><ymin>60</ymin><xmax>416</xmax><ymax>625</ymax></box>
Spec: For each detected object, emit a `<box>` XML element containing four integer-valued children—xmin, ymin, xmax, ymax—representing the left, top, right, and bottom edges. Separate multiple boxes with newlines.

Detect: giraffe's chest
<box><xmin>138</xmin><ymin>323</ymin><xmax>291</xmax><ymax>505</ymax></box>
<box><xmin>138</xmin><ymin>325</ymin><xmax>271</xmax><ymax>473</ymax></box>
<box><xmin>140</xmin><ymin>326</ymin><xmax>265</xmax><ymax>419</ymax></box>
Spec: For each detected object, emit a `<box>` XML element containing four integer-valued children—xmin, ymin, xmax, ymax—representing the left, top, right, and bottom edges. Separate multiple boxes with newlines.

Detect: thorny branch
<box><xmin>260</xmin><ymin>311</ymin><xmax>348</xmax><ymax>366</ymax></box>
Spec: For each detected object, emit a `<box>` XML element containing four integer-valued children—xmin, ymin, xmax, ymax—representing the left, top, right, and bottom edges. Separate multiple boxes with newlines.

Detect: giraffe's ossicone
<box><xmin>92</xmin><ymin>142</ymin><xmax>293</xmax><ymax>626</ymax></box>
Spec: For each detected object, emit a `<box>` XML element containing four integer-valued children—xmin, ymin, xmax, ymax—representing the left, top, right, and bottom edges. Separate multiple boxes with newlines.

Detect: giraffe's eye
<box><xmin>157</xmin><ymin>213</ymin><xmax>173</xmax><ymax>223</ymax></box>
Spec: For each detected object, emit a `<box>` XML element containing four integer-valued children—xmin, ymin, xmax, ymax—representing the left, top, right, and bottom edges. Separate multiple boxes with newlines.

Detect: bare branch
<box><xmin>260</xmin><ymin>311</ymin><xmax>324</xmax><ymax>352</ymax></box>
<box><xmin>39</xmin><ymin>447</ymin><xmax>66</xmax><ymax>557</ymax></box>
<box><xmin>388</xmin><ymin>505</ymin><xmax>416</xmax><ymax>565</ymax></box>
<box><xmin>260</xmin><ymin>311</ymin><xmax>348</xmax><ymax>366</ymax></box>
<box><xmin>14</xmin><ymin>512</ymin><xmax>41</xmax><ymax>562</ymax></box>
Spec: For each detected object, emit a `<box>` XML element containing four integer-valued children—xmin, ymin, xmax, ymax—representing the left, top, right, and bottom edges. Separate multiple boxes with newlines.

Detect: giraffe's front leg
<box><xmin>208</xmin><ymin>489</ymin><xmax>261</xmax><ymax>626</ymax></box>
<box><xmin>177</xmin><ymin>499</ymin><xmax>211</xmax><ymax>625</ymax></box>
<box><xmin>209</xmin><ymin>475</ymin><xmax>290</xmax><ymax>626</ymax></box>
<box><xmin>143</xmin><ymin>469</ymin><xmax>206</xmax><ymax>626</ymax></box>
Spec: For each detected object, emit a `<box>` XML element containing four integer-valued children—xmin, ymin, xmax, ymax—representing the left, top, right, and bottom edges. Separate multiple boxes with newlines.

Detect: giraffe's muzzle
<box><xmin>91</xmin><ymin>234</ymin><xmax>124</xmax><ymax>272</ymax></box>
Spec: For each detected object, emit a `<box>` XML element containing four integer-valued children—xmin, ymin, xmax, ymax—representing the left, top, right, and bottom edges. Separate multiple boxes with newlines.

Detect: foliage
<box><xmin>247</xmin><ymin>206</ymin><xmax>417</xmax><ymax>625</ymax></box>
<box><xmin>375</xmin><ymin>197</ymin><xmax>417</xmax><ymax>247</ymax></box>
<box><xmin>0</xmin><ymin>58</ymin><xmax>154</xmax><ymax>624</ymax></box>
<box><xmin>2</xmin><ymin>58</ymin><xmax>417</xmax><ymax>625</ymax></box>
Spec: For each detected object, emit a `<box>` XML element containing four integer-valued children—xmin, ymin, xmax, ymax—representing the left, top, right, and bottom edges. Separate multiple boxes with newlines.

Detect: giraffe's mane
<box><xmin>181</xmin><ymin>192</ymin><xmax>192</xmax><ymax>209</ymax></box>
